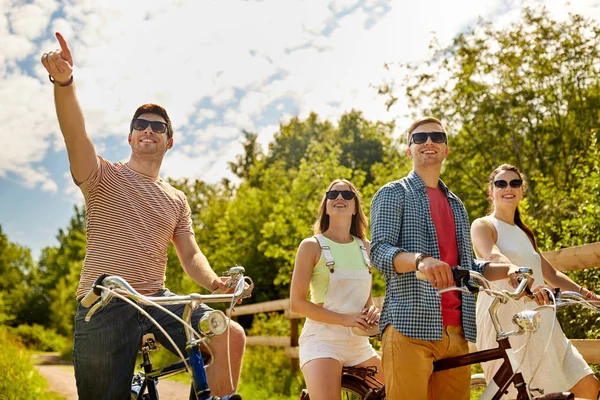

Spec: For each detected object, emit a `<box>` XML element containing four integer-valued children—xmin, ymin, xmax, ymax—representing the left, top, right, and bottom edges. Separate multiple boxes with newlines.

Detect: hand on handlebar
<box><xmin>529</xmin><ymin>285</ymin><xmax>554</xmax><ymax>306</ymax></box>
<box><xmin>507</xmin><ymin>265</ymin><xmax>534</xmax><ymax>299</ymax></box>
<box><xmin>417</xmin><ymin>257</ymin><xmax>454</xmax><ymax>289</ymax></box>
<box><xmin>211</xmin><ymin>273</ymin><xmax>253</xmax><ymax>304</ymax></box>
<box><xmin>211</xmin><ymin>276</ymin><xmax>231</xmax><ymax>293</ymax></box>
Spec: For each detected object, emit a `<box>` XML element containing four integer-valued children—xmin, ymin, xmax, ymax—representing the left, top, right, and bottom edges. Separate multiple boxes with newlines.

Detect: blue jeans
<box><xmin>73</xmin><ymin>289</ymin><xmax>212</xmax><ymax>400</ymax></box>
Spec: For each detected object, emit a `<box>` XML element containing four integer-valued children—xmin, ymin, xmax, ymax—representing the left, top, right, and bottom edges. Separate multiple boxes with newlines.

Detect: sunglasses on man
<box><xmin>130</xmin><ymin>118</ymin><xmax>169</xmax><ymax>134</ymax></box>
<box><xmin>493</xmin><ymin>179</ymin><xmax>523</xmax><ymax>189</ymax></box>
<box><xmin>409</xmin><ymin>131</ymin><xmax>447</xmax><ymax>145</ymax></box>
<box><xmin>326</xmin><ymin>190</ymin><xmax>356</xmax><ymax>200</ymax></box>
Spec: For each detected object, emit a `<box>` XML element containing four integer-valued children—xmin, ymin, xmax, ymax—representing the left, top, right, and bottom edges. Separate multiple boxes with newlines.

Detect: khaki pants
<box><xmin>381</xmin><ymin>325</ymin><xmax>470</xmax><ymax>400</ymax></box>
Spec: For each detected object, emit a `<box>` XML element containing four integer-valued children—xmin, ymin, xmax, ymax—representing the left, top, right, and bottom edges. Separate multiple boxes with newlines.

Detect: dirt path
<box><xmin>33</xmin><ymin>353</ymin><xmax>191</xmax><ymax>399</ymax></box>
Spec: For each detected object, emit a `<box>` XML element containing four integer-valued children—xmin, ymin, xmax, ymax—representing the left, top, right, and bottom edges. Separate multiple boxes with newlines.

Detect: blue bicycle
<box><xmin>81</xmin><ymin>266</ymin><xmax>253</xmax><ymax>400</ymax></box>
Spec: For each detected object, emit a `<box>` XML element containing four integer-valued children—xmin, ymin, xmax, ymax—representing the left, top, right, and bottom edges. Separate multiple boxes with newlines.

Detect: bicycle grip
<box><xmin>80</xmin><ymin>274</ymin><xmax>108</xmax><ymax>307</ymax></box>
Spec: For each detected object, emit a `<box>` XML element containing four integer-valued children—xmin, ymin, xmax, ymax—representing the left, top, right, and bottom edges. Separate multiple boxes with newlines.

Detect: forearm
<box><xmin>290</xmin><ymin>298</ymin><xmax>347</xmax><ymax>326</ymax></box>
<box><xmin>364</xmin><ymin>294</ymin><xmax>374</xmax><ymax>308</ymax></box>
<box><xmin>54</xmin><ymin>83</ymin><xmax>98</xmax><ymax>182</ymax></box>
<box><xmin>54</xmin><ymin>84</ymin><xmax>87</xmax><ymax>144</ymax></box>
<box><xmin>545</xmin><ymin>270</ymin><xmax>581</xmax><ymax>292</ymax></box>
<box><xmin>481</xmin><ymin>262</ymin><xmax>513</xmax><ymax>281</ymax></box>
<box><xmin>392</xmin><ymin>252</ymin><xmax>420</xmax><ymax>273</ymax></box>
<box><xmin>181</xmin><ymin>251</ymin><xmax>221</xmax><ymax>291</ymax></box>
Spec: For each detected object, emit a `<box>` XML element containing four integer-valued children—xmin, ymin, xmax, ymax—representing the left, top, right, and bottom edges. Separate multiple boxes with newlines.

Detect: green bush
<box><xmin>238</xmin><ymin>312</ymin><xmax>305</xmax><ymax>399</ymax></box>
<box><xmin>0</xmin><ymin>327</ymin><xmax>48</xmax><ymax>399</ymax></box>
<box><xmin>9</xmin><ymin>324</ymin><xmax>70</xmax><ymax>352</ymax></box>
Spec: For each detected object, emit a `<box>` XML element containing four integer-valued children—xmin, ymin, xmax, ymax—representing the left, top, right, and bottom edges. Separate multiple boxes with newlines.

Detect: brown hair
<box><xmin>130</xmin><ymin>104</ymin><xmax>173</xmax><ymax>139</ymax></box>
<box><xmin>488</xmin><ymin>164</ymin><xmax>538</xmax><ymax>250</ymax></box>
<box><xmin>406</xmin><ymin>117</ymin><xmax>446</xmax><ymax>144</ymax></box>
<box><xmin>313</xmin><ymin>179</ymin><xmax>368</xmax><ymax>239</ymax></box>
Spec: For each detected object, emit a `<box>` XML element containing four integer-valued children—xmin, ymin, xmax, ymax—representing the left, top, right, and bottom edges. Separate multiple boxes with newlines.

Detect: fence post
<box><xmin>290</xmin><ymin>318</ymin><xmax>299</xmax><ymax>372</ymax></box>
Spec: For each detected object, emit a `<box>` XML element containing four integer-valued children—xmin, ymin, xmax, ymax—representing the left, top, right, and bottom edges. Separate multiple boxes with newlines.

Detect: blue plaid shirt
<box><xmin>370</xmin><ymin>170</ymin><xmax>486</xmax><ymax>342</ymax></box>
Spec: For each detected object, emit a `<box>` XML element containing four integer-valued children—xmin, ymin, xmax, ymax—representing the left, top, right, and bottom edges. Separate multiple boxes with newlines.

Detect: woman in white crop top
<box><xmin>290</xmin><ymin>179</ymin><xmax>382</xmax><ymax>400</ymax></box>
<box><xmin>471</xmin><ymin>164</ymin><xmax>599</xmax><ymax>399</ymax></box>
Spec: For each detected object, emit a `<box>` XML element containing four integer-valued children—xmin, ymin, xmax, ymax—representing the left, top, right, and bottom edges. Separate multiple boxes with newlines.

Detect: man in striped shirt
<box><xmin>370</xmin><ymin>117</ymin><xmax>524</xmax><ymax>399</ymax></box>
<box><xmin>42</xmin><ymin>32</ymin><xmax>245</xmax><ymax>399</ymax></box>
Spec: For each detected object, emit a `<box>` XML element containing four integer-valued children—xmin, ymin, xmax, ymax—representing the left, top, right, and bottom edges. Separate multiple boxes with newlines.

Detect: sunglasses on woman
<box><xmin>326</xmin><ymin>190</ymin><xmax>355</xmax><ymax>200</ymax></box>
<box><xmin>130</xmin><ymin>118</ymin><xmax>169</xmax><ymax>134</ymax></box>
<box><xmin>409</xmin><ymin>131</ymin><xmax>447</xmax><ymax>145</ymax></box>
<box><xmin>493</xmin><ymin>179</ymin><xmax>523</xmax><ymax>189</ymax></box>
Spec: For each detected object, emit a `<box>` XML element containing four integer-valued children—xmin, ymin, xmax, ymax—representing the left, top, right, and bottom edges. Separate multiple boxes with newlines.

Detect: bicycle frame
<box><xmin>433</xmin><ymin>337</ymin><xmax>529</xmax><ymax>400</ymax></box>
<box><xmin>326</xmin><ymin>269</ymin><xmax>588</xmax><ymax>400</ymax></box>
<box><xmin>431</xmin><ymin>269</ymin><xmax>580</xmax><ymax>400</ymax></box>
<box><xmin>83</xmin><ymin>267</ymin><xmax>251</xmax><ymax>400</ymax></box>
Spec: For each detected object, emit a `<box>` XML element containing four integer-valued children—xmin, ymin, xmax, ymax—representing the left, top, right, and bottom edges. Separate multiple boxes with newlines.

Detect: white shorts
<box><xmin>299</xmin><ymin>336</ymin><xmax>378</xmax><ymax>369</ymax></box>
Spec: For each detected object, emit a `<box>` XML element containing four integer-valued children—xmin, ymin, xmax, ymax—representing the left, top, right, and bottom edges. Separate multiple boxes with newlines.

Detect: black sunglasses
<box><xmin>493</xmin><ymin>179</ymin><xmax>523</xmax><ymax>189</ymax></box>
<box><xmin>326</xmin><ymin>190</ymin><xmax>355</xmax><ymax>200</ymax></box>
<box><xmin>130</xmin><ymin>118</ymin><xmax>169</xmax><ymax>134</ymax></box>
<box><xmin>409</xmin><ymin>131</ymin><xmax>447</xmax><ymax>145</ymax></box>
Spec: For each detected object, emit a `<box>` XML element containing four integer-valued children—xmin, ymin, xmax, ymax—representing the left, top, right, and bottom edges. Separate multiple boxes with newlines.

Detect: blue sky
<box><xmin>1</xmin><ymin>0</ymin><xmax>598</xmax><ymax>260</ymax></box>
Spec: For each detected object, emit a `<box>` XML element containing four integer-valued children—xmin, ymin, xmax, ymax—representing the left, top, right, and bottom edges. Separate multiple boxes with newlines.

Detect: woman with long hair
<box><xmin>290</xmin><ymin>179</ymin><xmax>383</xmax><ymax>400</ymax></box>
<box><xmin>471</xmin><ymin>164</ymin><xmax>599</xmax><ymax>399</ymax></box>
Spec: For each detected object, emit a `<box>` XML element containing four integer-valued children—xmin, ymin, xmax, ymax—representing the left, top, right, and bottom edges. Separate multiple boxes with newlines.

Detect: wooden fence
<box><xmin>229</xmin><ymin>242</ymin><xmax>600</xmax><ymax>368</ymax></box>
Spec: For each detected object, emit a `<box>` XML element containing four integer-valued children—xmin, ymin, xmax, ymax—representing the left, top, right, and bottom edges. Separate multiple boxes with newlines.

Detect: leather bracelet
<box><xmin>415</xmin><ymin>253</ymin><xmax>432</xmax><ymax>270</ymax></box>
<box><xmin>578</xmin><ymin>286</ymin><xmax>595</xmax><ymax>299</ymax></box>
<box><xmin>48</xmin><ymin>74</ymin><xmax>73</xmax><ymax>87</ymax></box>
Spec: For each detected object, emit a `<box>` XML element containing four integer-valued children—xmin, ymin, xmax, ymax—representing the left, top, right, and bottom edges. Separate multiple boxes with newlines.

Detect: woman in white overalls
<box><xmin>290</xmin><ymin>179</ymin><xmax>383</xmax><ymax>400</ymax></box>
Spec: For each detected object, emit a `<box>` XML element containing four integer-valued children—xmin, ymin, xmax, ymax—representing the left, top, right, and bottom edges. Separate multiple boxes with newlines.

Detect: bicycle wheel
<box><xmin>300</xmin><ymin>375</ymin><xmax>374</xmax><ymax>400</ymax></box>
<box><xmin>341</xmin><ymin>375</ymin><xmax>372</xmax><ymax>399</ymax></box>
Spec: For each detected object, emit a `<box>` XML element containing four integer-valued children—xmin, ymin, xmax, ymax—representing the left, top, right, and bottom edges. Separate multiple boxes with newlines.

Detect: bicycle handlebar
<box><xmin>549</xmin><ymin>290</ymin><xmax>600</xmax><ymax>312</ymax></box>
<box><xmin>415</xmin><ymin>266</ymin><xmax>533</xmax><ymax>299</ymax></box>
<box><xmin>81</xmin><ymin>266</ymin><xmax>253</xmax><ymax>321</ymax></box>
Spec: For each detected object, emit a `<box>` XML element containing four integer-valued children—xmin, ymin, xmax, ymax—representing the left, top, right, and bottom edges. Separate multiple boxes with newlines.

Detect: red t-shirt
<box><xmin>427</xmin><ymin>186</ymin><xmax>462</xmax><ymax>326</ymax></box>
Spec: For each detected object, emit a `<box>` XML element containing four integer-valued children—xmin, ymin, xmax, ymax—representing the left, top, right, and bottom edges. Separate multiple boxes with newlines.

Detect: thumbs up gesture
<box><xmin>41</xmin><ymin>32</ymin><xmax>73</xmax><ymax>85</ymax></box>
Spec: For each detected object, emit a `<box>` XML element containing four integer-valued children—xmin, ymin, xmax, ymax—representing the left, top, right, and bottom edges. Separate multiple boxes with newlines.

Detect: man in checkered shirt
<box><xmin>370</xmin><ymin>117</ymin><xmax>523</xmax><ymax>399</ymax></box>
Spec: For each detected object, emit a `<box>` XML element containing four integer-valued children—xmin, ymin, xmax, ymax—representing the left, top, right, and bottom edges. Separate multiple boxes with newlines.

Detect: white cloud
<box><xmin>196</xmin><ymin>108</ymin><xmax>217</xmax><ymax>122</ymax></box>
<box><xmin>8</xmin><ymin>2</ymin><xmax>56</xmax><ymax>39</ymax></box>
<box><xmin>2</xmin><ymin>0</ymin><xmax>599</xmax><ymax>195</ymax></box>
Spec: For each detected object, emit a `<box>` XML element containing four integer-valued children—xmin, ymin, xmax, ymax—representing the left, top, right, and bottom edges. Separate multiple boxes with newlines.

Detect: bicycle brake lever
<box><xmin>241</xmin><ymin>277</ymin><xmax>254</xmax><ymax>299</ymax></box>
<box><xmin>452</xmin><ymin>267</ymin><xmax>479</xmax><ymax>294</ymax></box>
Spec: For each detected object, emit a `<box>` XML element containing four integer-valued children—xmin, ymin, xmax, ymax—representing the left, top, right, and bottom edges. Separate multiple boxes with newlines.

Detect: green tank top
<box><xmin>309</xmin><ymin>236</ymin><xmax>369</xmax><ymax>303</ymax></box>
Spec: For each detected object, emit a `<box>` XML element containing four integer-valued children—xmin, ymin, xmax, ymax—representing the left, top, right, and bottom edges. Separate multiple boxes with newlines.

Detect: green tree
<box><xmin>377</xmin><ymin>7</ymin><xmax>600</xmax><ymax>338</ymax></box>
<box><xmin>34</xmin><ymin>207</ymin><xmax>86</xmax><ymax>335</ymax></box>
<box><xmin>0</xmin><ymin>226</ymin><xmax>34</xmax><ymax>325</ymax></box>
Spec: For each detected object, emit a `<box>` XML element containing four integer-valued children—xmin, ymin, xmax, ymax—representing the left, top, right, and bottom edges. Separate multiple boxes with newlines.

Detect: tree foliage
<box><xmin>4</xmin><ymin>6</ymin><xmax>599</xmax><ymax>353</ymax></box>
<box><xmin>378</xmin><ymin>7</ymin><xmax>600</xmax><ymax>338</ymax></box>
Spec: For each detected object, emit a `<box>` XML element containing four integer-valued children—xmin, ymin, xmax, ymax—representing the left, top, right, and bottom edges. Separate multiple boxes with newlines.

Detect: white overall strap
<box><xmin>353</xmin><ymin>236</ymin><xmax>372</xmax><ymax>274</ymax></box>
<box><xmin>315</xmin><ymin>234</ymin><xmax>335</xmax><ymax>273</ymax></box>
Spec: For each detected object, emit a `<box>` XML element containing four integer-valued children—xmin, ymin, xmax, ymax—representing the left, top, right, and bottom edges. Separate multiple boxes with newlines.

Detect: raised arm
<box><xmin>41</xmin><ymin>32</ymin><xmax>97</xmax><ymax>183</ymax></box>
